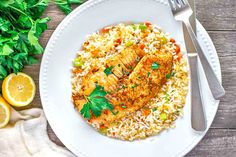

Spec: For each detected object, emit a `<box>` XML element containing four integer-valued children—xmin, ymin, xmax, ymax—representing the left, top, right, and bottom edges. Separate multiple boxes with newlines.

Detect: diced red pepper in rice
<box><xmin>140</xmin><ymin>44</ymin><xmax>145</xmax><ymax>50</ymax></box>
<box><xmin>102</xmin><ymin>27</ymin><xmax>110</xmax><ymax>33</ymax></box>
<box><xmin>170</xmin><ymin>38</ymin><xmax>176</xmax><ymax>43</ymax></box>
<box><xmin>174</xmin><ymin>44</ymin><xmax>180</xmax><ymax>54</ymax></box>
<box><xmin>145</xmin><ymin>21</ymin><xmax>152</xmax><ymax>27</ymax></box>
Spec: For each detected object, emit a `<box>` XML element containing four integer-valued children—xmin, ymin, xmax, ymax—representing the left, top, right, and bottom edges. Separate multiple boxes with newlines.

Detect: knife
<box><xmin>184</xmin><ymin>0</ymin><xmax>206</xmax><ymax>131</ymax></box>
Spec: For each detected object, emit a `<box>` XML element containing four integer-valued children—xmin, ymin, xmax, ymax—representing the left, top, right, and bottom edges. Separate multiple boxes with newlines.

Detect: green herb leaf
<box><xmin>104</xmin><ymin>66</ymin><xmax>114</xmax><ymax>76</ymax></box>
<box><xmin>0</xmin><ymin>0</ymin><xmax>14</xmax><ymax>8</ymax></box>
<box><xmin>152</xmin><ymin>107</ymin><xmax>157</xmax><ymax>112</ymax></box>
<box><xmin>1</xmin><ymin>44</ymin><xmax>14</xmax><ymax>56</ymax></box>
<box><xmin>0</xmin><ymin>0</ymin><xmax>50</xmax><ymax>79</ymax></box>
<box><xmin>27</xmin><ymin>56</ymin><xmax>38</xmax><ymax>65</ymax></box>
<box><xmin>147</xmin><ymin>72</ymin><xmax>151</xmax><ymax>77</ymax></box>
<box><xmin>55</xmin><ymin>0</ymin><xmax>84</xmax><ymax>15</ymax></box>
<box><xmin>151</xmin><ymin>62</ymin><xmax>159</xmax><ymax>70</ymax></box>
<box><xmin>80</xmin><ymin>85</ymin><xmax>116</xmax><ymax>120</ymax></box>
<box><xmin>68</xmin><ymin>0</ymin><xmax>83</xmax><ymax>4</ymax></box>
<box><xmin>131</xmin><ymin>84</ymin><xmax>138</xmax><ymax>88</ymax></box>
<box><xmin>0</xmin><ymin>65</ymin><xmax>8</xmax><ymax>80</ymax></box>
<box><xmin>55</xmin><ymin>0</ymin><xmax>72</xmax><ymax>15</ymax></box>
<box><xmin>80</xmin><ymin>103</ymin><xmax>91</xmax><ymax>120</ymax></box>
<box><xmin>166</xmin><ymin>73</ymin><xmax>171</xmax><ymax>79</ymax></box>
<box><xmin>121</xmin><ymin>105</ymin><xmax>127</xmax><ymax>109</ymax></box>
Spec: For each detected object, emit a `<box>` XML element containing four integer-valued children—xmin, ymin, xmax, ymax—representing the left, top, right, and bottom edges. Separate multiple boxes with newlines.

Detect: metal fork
<box><xmin>169</xmin><ymin>0</ymin><xmax>206</xmax><ymax>131</ymax></box>
<box><xmin>168</xmin><ymin>0</ymin><xmax>223</xmax><ymax>131</ymax></box>
<box><xmin>168</xmin><ymin>0</ymin><xmax>225</xmax><ymax>100</ymax></box>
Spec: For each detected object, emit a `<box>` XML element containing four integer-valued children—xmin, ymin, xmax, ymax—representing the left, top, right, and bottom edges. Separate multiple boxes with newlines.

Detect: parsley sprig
<box><xmin>80</xmin><ymin>84</ymin><xmax>116</xmax><ymax>120</ymax></box>
<box><xmin>104</xmin><ymin>66</ymin><xmax>113</xmax><ymax>76</ymax></box>
<box><xmin>151</xmin><ymin>62</ymin><xmax>159</xmax><ymax>70</ymax></box>
<box><xmin>55</xmin><ymin>0</ymin><xmax>85</xmax><ymax>15</ymax></box>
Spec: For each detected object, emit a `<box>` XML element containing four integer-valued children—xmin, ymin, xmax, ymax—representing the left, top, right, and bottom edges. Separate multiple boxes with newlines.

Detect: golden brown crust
<box><xmin>72</xmin><ymin>46</ymin><xmax>173</xmax><ymax>127</ymax></box>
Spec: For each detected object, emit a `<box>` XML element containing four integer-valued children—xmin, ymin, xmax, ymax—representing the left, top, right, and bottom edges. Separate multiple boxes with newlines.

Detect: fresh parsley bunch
<box><xmin>0</xmin><ymin>0</ymin><xmax>86</xmax><ymax>80</ymax></box>
<box><xmin>0</xmin><ymin>0</ymin><xmax>50</xmax><ymax>79</ymax></box>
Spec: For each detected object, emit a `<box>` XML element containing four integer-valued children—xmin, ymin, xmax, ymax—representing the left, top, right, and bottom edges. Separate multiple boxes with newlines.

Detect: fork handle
<box><xmin>189</xmin><ymin>54</ymin><xmax>206</xmax><ymax>131</ymax></box>
<box><xmin>183</xmin><ymin>20</ymin><xmax>225</xmax><ymax>99</ymax></box>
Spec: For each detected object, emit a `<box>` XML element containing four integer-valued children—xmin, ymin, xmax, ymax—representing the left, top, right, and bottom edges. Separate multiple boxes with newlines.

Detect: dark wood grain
<box><xmin>24</xmin><ymin>0</ymin><xmax>236</xmax><ymax>156</ymax></box>
<box><xmin>208</xmin><ymin>31</ymin><xmax>236</xmax><ymax>128</ymax></box>
<box><xmin>187</xmin><ymin>129</ymin><xmax>236</xmax><ymax>156</ymax></box>
<box><xmin>44</xmin><ymin>0</ymin><xmax>236</xmax><ymax>31</ymax></box>
<box><xmin>196</xmin><ymin>0</ymin><xmax>236</xmax><ymax>31</ymax></box>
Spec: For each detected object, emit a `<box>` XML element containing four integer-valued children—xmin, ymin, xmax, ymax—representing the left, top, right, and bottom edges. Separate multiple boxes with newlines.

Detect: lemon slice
<box><xmin>2</xmin><ymin>72</ymin><xmax>36</xmax><ymax>107</ymax></box>
<box><xmin>0</xmin><ymin>96</ymin><xmax>11</xmax><ymax>128</ymax></box>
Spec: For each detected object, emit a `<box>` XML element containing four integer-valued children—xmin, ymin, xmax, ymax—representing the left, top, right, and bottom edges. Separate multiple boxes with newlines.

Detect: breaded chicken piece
<box><xmin>89</xmin><ymin>51</ymin><xmax>173</xmax><ymax>126</ymax></box>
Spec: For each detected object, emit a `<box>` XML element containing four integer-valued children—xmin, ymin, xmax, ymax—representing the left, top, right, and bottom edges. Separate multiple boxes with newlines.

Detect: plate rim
<box><xmin>39</xmin><ymin>0</ymin><xmax>221</xmax><ymax>156</ymax></box>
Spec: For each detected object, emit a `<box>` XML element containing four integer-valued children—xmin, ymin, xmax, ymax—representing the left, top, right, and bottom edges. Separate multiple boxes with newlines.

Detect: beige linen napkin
<box><xmin>0</xmin><ymin>108</ymin><xmax>75</xmax><ymax>157</ymax></box>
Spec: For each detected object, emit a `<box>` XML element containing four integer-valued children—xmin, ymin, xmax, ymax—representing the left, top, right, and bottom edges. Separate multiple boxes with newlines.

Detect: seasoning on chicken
<box><xmin>88</xmin><ymin>51</ymin><xmax>173</xmax><ymax>126</ymax></box>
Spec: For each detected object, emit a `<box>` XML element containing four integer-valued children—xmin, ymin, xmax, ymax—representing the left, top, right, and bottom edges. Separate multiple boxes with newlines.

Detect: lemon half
<box><xmin>2</xmin><ymin>72</ymin><xmax>36</xmax><ymax>107</ymax></box>
<box><xmin>0</xmin><ymin>96</ymin><xmax>11</xmax><ymax>128</ymax></box>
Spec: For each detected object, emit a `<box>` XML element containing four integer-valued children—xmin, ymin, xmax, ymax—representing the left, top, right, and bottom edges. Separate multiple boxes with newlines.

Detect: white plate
<box><xmin>40</xmin><ymin>0</ymin><xmax>221</xmax><ymax>157</ymax></box>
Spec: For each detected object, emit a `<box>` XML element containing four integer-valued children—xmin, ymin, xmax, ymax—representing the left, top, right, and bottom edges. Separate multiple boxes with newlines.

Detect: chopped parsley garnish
<box><xmin>151</xmin><ymin>62</ymin><xmax>159</xmax><ymax>70</ymax></box>
<box><xmin>166</xmin><ymin>74</ymin><xmax>171</xmax><ymax>79</ymax></box>
<box><xmin>122</xmin><ymin>84</ymin><xmax>127</xmax><ymax>89</ymax></box>
<box><xmin>147</xmin><ymin>72</ymin><xmax>151</xmax><ymax>77</ymax></box>
<box><xmin>122</xmin><ymin>105</ymin><xmax>127</xmax><ymax>109</ymax></box>
<box><xmin>80</xmin><ymin>85</ymin><xmax>116</xmax><ymax>120</ymax></box>
<box><xmin>152</xmin><ymin>108</ymin><xmax>157</xmax><ymax>112</ymax></box>
<box><xmin>123</xmin><ymin>71</ymin><xmax>129</xmax><ymax>75</ymax></box>
<box><xmin>139</xmin><ymin>24</ymin><xmax>147</xmax><ymax>31</ymax></box>
<box><xmin>171</xmin><ymin>72</ymin><xmax>176</xmax><ymax>76</ymax></box>
<box><xmin>138</xmin><ymin>76</ymin><xmax>141</xmax><ymax>79</ymax></box>
<box><xmin>131</xmin><ymin>84</ymin><xmax>138</xmax><ymax>88</ymax></box>
<box><xmin>120</xmin><ymin>103</ymin><xmax>127</xmax><ymax>109</ymax></box>
<box><xmin>118</xmin><ymin>64</ymin><xmax>121</xmax><ymax>67</ymax></box>
<box><xmin>113</xmin><ymin>111</ymin><xmax>119</xmax><ymax>115</ymax></box>
<box><xmin>136</xmin><ymin>57</ymin><xmax>141</xmax><ymax>61</ymax></box>
<box><xmin>128</xmin><ymin>66</ymin><xmax>133</xmax><ymax>70</ymax></box>
<box><xmin>104</xmin><ymin>66</ymin><xmax>114</xmax><ymax>76</ymax></box>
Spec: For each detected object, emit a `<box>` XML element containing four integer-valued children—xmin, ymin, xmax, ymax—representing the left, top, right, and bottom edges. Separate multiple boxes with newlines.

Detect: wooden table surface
<box><xmin>23</xmin><ymin>0</ymin><xmax>236</xmax><ymax>156</ymax></box>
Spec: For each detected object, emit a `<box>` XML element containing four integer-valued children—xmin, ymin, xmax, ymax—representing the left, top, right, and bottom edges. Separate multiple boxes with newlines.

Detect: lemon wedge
<box><xmin>2</xmin><ymin>72</ymin><xmax>36</xmax><ymax>107</ymax></box>
<box><xmin>0</xmin><ymin>96</ymin><xmax>11</xmax><ymax>128</ymax></box>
